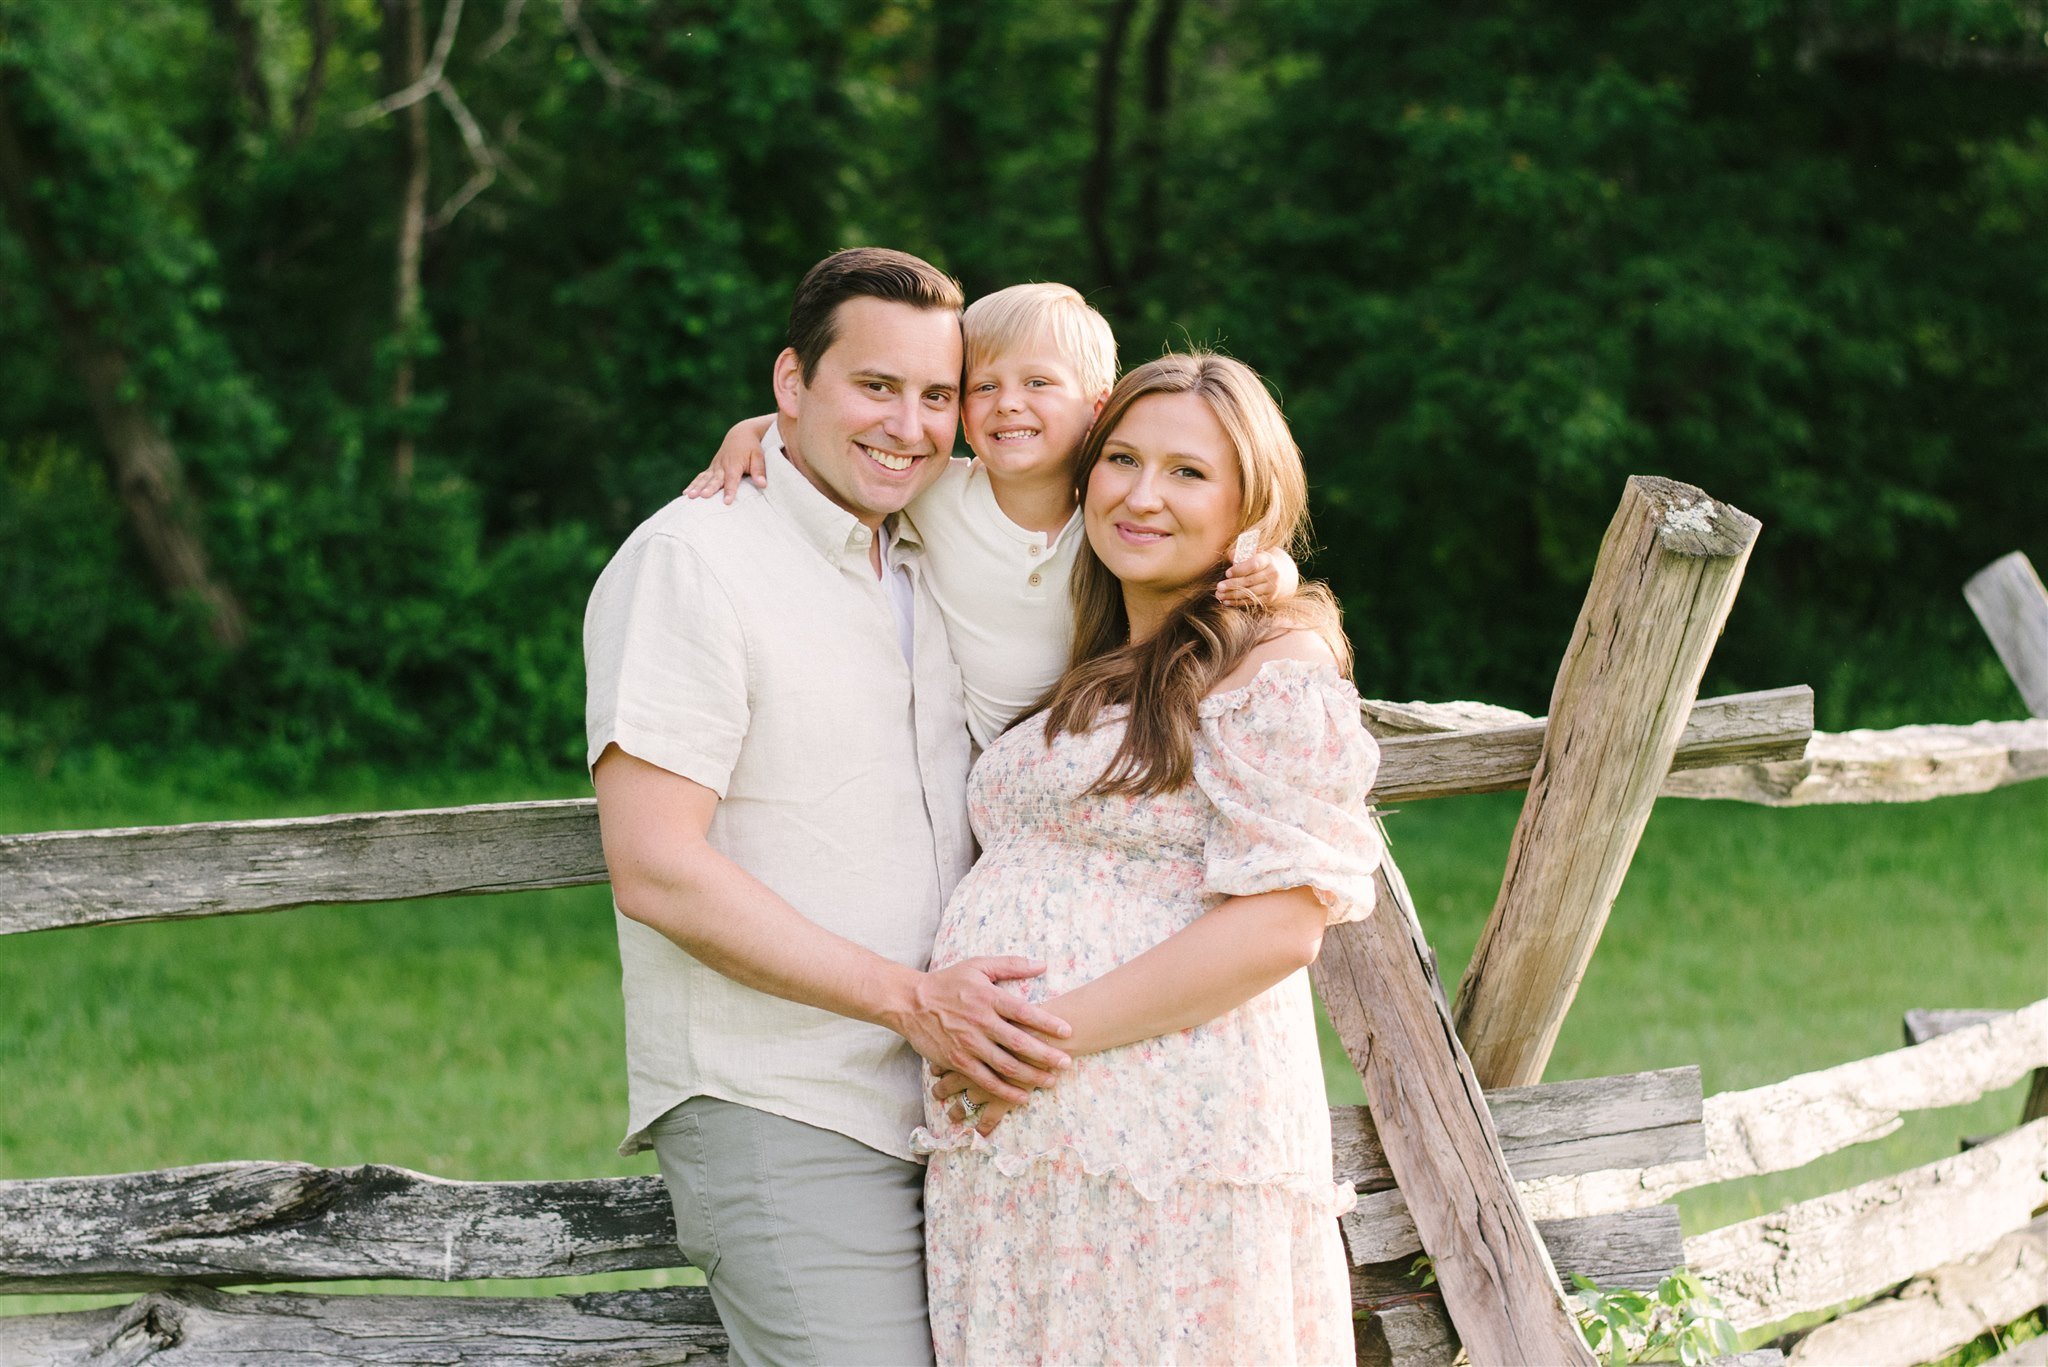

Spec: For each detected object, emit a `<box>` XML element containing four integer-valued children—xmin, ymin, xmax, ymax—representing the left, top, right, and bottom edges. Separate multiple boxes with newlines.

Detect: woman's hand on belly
<box><xmin>932</xmin><ymin>1067</ymin><xmax>1024</xmax><ymax>1137</ymax></box>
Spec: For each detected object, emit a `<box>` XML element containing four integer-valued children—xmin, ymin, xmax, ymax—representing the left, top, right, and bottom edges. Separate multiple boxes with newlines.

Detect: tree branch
<box><xmin>479</xmin><ymin>0</ymin><xmax>528</xmax><ymax>59</ymax></box>
<box><xmin>349</xmin><ymin>0</ymin><xmax>466</xmax><ymax>125</ymax></box>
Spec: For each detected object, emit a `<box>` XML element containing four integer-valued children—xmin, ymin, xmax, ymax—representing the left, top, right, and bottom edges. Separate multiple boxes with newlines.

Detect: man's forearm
<box><xmin>613</xmin><ymin>836</ymin><xmax>916</xmax><ymax>1031</ymax></box>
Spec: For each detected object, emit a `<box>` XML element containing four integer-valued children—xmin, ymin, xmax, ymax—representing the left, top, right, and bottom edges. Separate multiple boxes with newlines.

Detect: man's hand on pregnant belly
<box><xmin>879</xmin><ymin>958</ymin><xmax>1073</xmax><ymax>1104</ymax></box>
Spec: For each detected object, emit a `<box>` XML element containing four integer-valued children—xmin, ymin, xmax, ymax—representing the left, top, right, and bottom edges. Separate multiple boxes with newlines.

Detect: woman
<box><xmin>913</xmin><ymin>352</ymin><xmax>1385</xmax><ymax>1365</ymax></box>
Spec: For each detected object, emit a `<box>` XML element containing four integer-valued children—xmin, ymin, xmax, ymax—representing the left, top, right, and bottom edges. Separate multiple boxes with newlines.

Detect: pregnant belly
<box><xmin>932</xmin><ymin>842</ymin><xmax>1208</xmax><ymax>998</ymax></box>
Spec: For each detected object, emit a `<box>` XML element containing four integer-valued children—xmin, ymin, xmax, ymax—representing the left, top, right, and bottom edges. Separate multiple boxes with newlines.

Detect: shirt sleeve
<box><xmin>1192</xmin><ymin>659</ymin><xmax>1384</xmax><ymax>925</ymax></box>
<box><xmin>584</xmin><ymin>531</ymin><xmax>749</xmax><ymax>795</ymax></box>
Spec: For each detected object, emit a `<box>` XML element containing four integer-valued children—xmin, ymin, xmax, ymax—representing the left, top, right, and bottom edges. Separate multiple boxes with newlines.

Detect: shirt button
<box><xmin>1028</xmin><ymin>572</ymin><xmax>1043</xmax><ymax>587</ymax></box>
<box><xmin>851</xmin><ymin>527</ymin><xmax>870</xmax><ymax>546</ymax></box>
<box><xmin>1028</xmin><ymin>545</ymin><xmax>1041</xmax><ymax>557</ymax></box>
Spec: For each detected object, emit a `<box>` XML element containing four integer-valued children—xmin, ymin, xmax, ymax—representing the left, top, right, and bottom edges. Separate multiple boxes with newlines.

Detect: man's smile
<box><xmin>858</xmin><ymin>442</ymin><xmax>922</xmax><ymax>473</ymax></box>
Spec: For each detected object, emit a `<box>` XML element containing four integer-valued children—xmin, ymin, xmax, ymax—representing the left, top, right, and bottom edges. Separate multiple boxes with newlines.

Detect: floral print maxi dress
<box><xmin>914</xmin><ymin>659</ymin><xmax>1387</xmax><ymax>1367</ymax></box>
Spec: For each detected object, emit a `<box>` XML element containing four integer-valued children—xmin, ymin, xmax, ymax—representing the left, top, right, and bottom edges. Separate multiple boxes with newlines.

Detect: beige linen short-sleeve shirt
<box><xmin>585</xmin><ymin>427</ymin><xmax>975</xmax><ymax>1161</ymax></box>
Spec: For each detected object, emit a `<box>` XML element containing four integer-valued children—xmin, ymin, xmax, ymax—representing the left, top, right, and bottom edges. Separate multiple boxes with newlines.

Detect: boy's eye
<box><xmin>1027</xmin><ymin>378</ymin><xmax>1050</xmax><ymax>388</ymax></box>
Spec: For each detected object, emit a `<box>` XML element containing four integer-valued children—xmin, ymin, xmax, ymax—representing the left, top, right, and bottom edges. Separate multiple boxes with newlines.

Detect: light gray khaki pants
<box><xmin>647</xmin><ymin>1097</ymin><xmax>934</xmax><ymax>1367</ymax></box>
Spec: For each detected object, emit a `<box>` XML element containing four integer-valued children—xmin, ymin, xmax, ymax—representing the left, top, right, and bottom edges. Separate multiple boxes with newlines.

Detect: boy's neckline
<box><xmin>972</xmin><ymin>459</ymin><xmax>1080</xmax><ymax>541</ymax></box>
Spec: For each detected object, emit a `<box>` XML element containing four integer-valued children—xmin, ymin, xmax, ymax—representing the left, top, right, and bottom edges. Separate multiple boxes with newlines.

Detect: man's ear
<box><xmin>772</xmin><ymin>348</ymin><xmax>804</xmax><ymax>421</ymax></box>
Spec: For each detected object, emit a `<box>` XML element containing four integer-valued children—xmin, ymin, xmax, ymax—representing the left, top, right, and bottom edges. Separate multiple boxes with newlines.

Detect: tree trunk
<box><xmin>0</xmin><ymin>68</ymin><xmax>248</xmax><ymax>649</ymax></box>
<box><xmin>389</xmin><ymin>0</ymin><xmax>430</xmax><ymax>492</ymax></box>
<box><xmin>1126</xmin><ymin>0</ymin><xmax>1184</xmax><ymax>288</ymax></box>
<box><xmin>1081</xmin><ymin>0</ymin><xmax>1139</xmax><ymax>293</ymax></box>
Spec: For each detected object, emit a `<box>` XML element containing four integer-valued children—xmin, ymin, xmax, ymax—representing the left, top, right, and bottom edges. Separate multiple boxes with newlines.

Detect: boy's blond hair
<box><xmin>963</xmin><ymin>283</ymin><xmax>1118</xmax><ymax>399</ymax></box>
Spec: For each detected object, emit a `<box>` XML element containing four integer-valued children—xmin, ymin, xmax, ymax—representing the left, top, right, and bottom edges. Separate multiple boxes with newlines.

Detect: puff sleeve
<box><xmin>1192</xmin><ymin>658</ymin><xmax>1384</xmax><ymax>924</ymax></box>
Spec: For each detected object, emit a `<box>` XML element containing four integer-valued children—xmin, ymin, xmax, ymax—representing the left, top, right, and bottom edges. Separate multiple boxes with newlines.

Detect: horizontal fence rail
<box><xmin>1354</xmin><ymin>1205</ymin><xmax>1685</xmax><ymax>1367</ymax></box>
<box><xmin>2</xmin><ymin>1283</ymin><xmax>731</xmax><ymax>1367</ymax></box>
<box><xmin>0</xmin><ymin>688</ymin><xmax>1813</xmax><ymax>937</ymax></box>
<box><xmin>1688</xmin><ymin>1116</ymin><xmax>2048</xmax><ymax>1331</ymax></box>
<box><xmin>1663</xmin><ymin>718</ymin><xmax>2048</xmax><ymax>806</ymax></box>
<box><xmin>0</xmin><ymin>1069</ymin><xmax>1698</xmax><ymax>1295</ymax></box>
<box><xmin>1511</xmin><ymin>996</ymin><xmax>2048</xmax><ymax>1222</ymax></box>
<box><xmin>1785</xmin><ymin>1213</ymin><xmax>2048</xmax><ymax>1367</ymax></box>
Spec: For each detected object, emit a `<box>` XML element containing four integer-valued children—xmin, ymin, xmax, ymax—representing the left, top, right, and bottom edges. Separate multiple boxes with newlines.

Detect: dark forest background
<box><xmin>4</xmin><ymin>0</ymin><xmax>2045</xmax><ymax>782</ymax></box>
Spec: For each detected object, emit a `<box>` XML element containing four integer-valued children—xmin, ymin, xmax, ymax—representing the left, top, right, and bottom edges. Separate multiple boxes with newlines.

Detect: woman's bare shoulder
<box><xmin>1207</xmin><ymin>627</ymin><xmax>1339</xmax><ymax>697</ymax></box>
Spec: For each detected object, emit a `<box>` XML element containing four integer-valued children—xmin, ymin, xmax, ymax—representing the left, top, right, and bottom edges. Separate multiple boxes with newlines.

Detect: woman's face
<box><xmin>1084</xmin><ymin>390</ymin><xmax>1245</xmax><ymax>606</ymax></box>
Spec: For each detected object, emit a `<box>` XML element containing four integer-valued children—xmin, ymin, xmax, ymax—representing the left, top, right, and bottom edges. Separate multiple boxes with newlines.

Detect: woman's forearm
<box><xmin>1047</xmin><ymin>886</ymin><xmax>1332</xmax><ymax>1056</ymax></box>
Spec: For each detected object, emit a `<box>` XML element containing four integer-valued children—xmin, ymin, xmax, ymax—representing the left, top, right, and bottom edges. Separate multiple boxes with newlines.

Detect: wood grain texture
<box><xmin>1688</xmin><ymin>1118</ymin><xmax>2048</xmax><ymax>1330</ymax></box>
<box><xmin>0</xmin><ymin>1283</ymin><xmax>727</xmax><ymax>1365</ymax></box>
<box><xmin>1661</xmin><ymin>719</ymin><xmax>2048</xmax><ymax>806</ymax></box>
<box><xmin>0</xmin><ymin>799</ymin><xmax>607</xmax><ymax>936</ymax></box>
<box><xmin>1352</xmin><ymin>1205</ymin><xmax>1683</xmax><ymax>1311</ymax></box>
<box><xmin>1908</xmin><ymin>1008</ymin><xmax>2048</xmax><ymax>1126</ymax></box>
<box><xmin>0</xmin><ymin>690</ymin><xmax>1809</xmax><ymax>938</ymax></box>
<box><xmin>0</xmin><ymin>1162</ymin><xmax>678</xmax><ymax>1293</ymax></box>
<box><xmin>1373</xmin><ymin>686</ymin><xmax>1811</xmax><ymax>803</ymax></box>
<box><xmin>0</xmin><ymin>1069</ymin><xmax>1697</xmax><ymax>1293</ymax></box>
<box><xmin>1455</xmin><ymin>477</ymin><xmax>1761</xmax><ymax>1088</ymax></box>
<box><xmin>1517</xmin><ymin>997</ymin><xmax>2048</xmax><ymax>1220</ymax></box>
<box><xmin>1967</xmin><ymin>551</ymin><xmax>2048</xmax><ymax>718</ymax></box>
<box><xmin>1523</xmin><ymin>996</ymin><xmax>2048</xmax><ymax>1221</ymax></box>
<box><xmin>1786</xmin><ymin>1214</ymin><xmax>2048</xmax><ymax>1365</ymax></box>
<box><xmin>1352</xmin><ymin>1207</ymin><xmax>1765</xmax><ymax>1367</ymax></box>
<box><xmin>1310</xmin><ymin>832</ymin><xmax>1597</xmax><ymax>1364</ymax></box>
<box><xmin>1331</xmin><ymin>1065</ymin><xmax>1704</xmax><ymax>1193</ymax></box>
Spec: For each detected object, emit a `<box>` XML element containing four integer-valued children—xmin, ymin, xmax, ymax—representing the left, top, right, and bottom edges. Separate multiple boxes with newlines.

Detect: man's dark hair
<box><xmin>787</xmin><ymin>248</ymin><xmax>964</xmax><ymax>384</ymax></box>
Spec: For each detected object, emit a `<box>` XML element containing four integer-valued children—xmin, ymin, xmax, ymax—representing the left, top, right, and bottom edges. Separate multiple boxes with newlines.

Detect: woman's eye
<box><xmin>1106</xmin><ymin>452</ymin><xmax>1137</xmax><ymax>467</ymax></box>
<box><xmin>1175</xmin><ymin>466</ymin><xmax>1206</xmax><ymax>480</ymax></box>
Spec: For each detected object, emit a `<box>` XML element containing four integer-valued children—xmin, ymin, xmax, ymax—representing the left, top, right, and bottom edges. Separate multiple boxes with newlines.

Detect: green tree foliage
<box><xmin>2</xmin><ymin>0</ymin><xmax>2044</xmax><ymax>778</ymax></box>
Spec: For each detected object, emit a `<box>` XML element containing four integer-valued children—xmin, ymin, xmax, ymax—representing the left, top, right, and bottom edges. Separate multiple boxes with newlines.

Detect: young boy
<box><xmin>686</xmin><ymin>281</ymin><xmax>1296</xmax><ymax>746</ymax></box>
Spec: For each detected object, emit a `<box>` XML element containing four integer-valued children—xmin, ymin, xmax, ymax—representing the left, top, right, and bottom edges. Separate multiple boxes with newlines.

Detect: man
<box><xmin>585</xmin><ymin>247</ymin><xmax>1072</xmax><ymax>1366</ymax></box>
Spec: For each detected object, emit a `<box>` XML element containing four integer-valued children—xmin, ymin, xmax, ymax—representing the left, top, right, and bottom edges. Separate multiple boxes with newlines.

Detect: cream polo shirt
<box><xmin>584</xmin><ymin>426</ymin><xmax>975</xmax><ymax>1162</ymax></box>
<box><xmin>906</xmin><ymin>459</ymin><xmax>1082</xmax><ymax>747</ymax></box>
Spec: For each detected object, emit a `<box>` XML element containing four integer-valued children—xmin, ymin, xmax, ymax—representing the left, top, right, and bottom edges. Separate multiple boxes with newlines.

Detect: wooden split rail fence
<box><xmin>1</xmin><ymin>489</ymin><xmax>2042</xmax><ymax>1365</ymax></box>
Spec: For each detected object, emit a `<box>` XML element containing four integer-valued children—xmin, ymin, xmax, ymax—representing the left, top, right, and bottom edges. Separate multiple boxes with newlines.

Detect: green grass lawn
<box><xmin>3</xmin><ymin>757</ymin><xmax>2045</xmax><ymax>1336</ymax></box>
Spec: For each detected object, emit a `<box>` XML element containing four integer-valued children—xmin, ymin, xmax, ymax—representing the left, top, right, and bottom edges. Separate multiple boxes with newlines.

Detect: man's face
<box><xmin>774</xmin><ymin>297</ymin><xmax>961</xmax><ymax>526</ymax></box>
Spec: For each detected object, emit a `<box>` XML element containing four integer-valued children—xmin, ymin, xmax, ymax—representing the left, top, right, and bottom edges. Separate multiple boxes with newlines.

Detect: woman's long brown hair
<box><xmin>1027</xmin><ymin>352</ymin><xmax>1351</xmax><ymax>797</ymax></box>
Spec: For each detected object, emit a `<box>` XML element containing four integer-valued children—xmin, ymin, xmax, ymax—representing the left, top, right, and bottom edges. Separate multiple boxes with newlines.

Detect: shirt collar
<box><xmin>762</xmin><ymin>423</ymin><xmax>923</xmax><ymax>563</ymax></box>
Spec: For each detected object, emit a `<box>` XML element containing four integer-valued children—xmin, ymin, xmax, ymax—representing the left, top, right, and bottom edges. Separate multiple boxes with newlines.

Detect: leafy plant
<box><xmin>1571</xmin><ymin>1270</ymin><xmax>1740</xmax><ymax>1366</ymax></box>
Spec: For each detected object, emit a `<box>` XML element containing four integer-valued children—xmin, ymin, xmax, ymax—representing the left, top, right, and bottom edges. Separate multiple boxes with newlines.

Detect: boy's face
<box><xmin>962</xmin><ymin>331</ymin><xmax>1106</xmax><ymax>483</ymax></box>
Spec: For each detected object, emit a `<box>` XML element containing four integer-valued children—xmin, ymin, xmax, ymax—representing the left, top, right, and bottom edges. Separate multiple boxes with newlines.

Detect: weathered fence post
<box><xmin>1965</xmin><ymin>550</ymin><xmax>2048</xmax><ymax>1126</ymax></box>
<box><xmin>1966</xmin><ymin>551</ymin><xmax>2048</xmax><ymax>721</ymax></box>
<box><xmin>1454</xmin><ymin>477</ymin><xmax>1760</xmax><ymax>1088</ymax></box>
<box><xmin>1312</xmin><ymin>830</ymin><xmax>1598</xmax><ymax>1366</ymax></box>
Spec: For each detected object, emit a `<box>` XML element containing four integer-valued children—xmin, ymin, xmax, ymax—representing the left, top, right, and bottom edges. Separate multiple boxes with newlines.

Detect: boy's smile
<box><xmin>963</xmin><ymin>332</ymin><xmax>1106</xmax><ymax>484</ymax></box>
